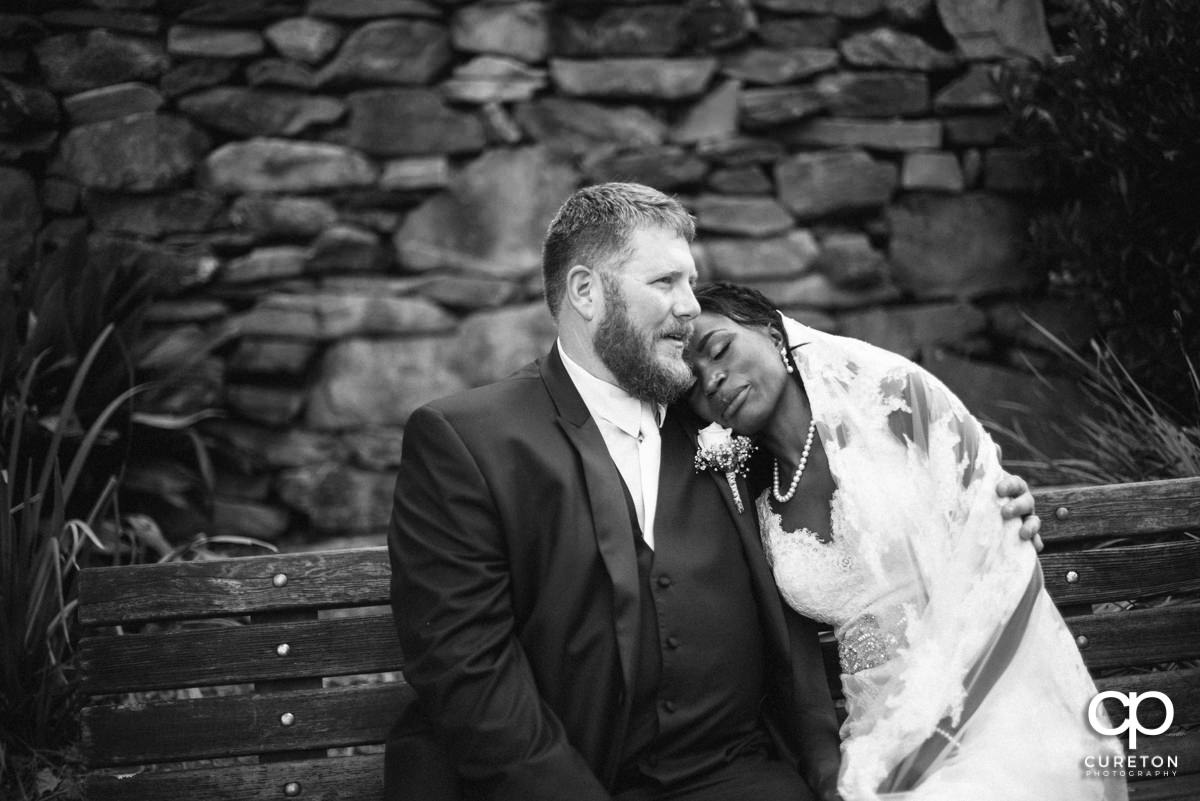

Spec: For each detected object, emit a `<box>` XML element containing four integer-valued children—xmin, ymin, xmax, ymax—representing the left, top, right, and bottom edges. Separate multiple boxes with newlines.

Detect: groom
<box><xmin>386</xmin><ymin>182</ymin><xmax>1039</xmax><ymax>801</ymax></box>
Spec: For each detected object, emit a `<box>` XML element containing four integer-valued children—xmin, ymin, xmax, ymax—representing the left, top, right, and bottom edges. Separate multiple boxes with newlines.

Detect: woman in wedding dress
<box><xmin>685</xmin><ymin>282</ymin><xmax>1126</xmax><ymax>801</ymax></box>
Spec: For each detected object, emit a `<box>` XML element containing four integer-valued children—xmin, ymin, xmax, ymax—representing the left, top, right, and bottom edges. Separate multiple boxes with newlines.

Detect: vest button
<box><xmin>657</xmin><ymin>575</ymin><xmax>672</xmax><ymax>588</ymax></box>
<box><xmin>666</xmin><ymin>636</ymin><xmax>680</xmax><ymax>649</ymax></box>
<box><xmin>663</xmin><ymin>700</ymin><xmax>677</xmax><ymax>713</ymax></box>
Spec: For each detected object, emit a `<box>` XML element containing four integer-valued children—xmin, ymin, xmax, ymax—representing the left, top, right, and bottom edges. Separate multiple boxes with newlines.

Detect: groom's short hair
<box><xmin>542</xmin><ymin>182</ymin><xmax>695</xmax><ymax>319</ymax></box>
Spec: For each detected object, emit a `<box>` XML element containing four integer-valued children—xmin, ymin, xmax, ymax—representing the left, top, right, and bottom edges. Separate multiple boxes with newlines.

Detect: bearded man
<box><xmin>385</xmin><ymin>183</ymin><xmax>1039</xmax><ymax>801</ymax></box>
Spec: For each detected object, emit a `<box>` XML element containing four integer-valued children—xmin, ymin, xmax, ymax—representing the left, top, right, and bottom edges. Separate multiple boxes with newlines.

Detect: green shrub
<box><xmin>1004</xmin><ymin>0</ymin><xmax>1200</xmax><ymax>421</ymax></box>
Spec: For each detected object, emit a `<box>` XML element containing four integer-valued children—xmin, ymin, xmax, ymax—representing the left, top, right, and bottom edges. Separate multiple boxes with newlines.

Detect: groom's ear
<box><xmin>565</xmin><ymin>264</ymin><xmax>599</xmax><ymax>321</ymax></box>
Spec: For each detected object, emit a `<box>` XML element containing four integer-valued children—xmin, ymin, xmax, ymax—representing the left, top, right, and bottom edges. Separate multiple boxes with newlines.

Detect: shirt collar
<box><xmin>557</xmin><ymin>340</ymin><xmax>665</xmax><ymax>438</ymax></box>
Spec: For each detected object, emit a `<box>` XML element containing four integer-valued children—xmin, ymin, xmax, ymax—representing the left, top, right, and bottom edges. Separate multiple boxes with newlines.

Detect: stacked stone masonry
<box><xmin>1</xmin><ymin>0</ymin><xmax>1090</xmax><ymax>542</ymax></box>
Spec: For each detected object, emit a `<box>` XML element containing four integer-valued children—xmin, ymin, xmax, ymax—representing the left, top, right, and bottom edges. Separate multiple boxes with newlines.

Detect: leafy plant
<box><xmin>1002</xmin><ymin>0</ymin><xmax>1200</xmax><ymax>420</ymax></box>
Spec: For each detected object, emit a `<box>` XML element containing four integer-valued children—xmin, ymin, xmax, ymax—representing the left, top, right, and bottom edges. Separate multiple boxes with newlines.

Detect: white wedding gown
<box><xmin>760</xmin><ymin>317</ymin><xmax>1127</xmax><ymax>801</ymax></box>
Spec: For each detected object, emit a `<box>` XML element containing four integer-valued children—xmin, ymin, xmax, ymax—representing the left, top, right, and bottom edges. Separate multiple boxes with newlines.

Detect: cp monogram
<box><xmin>1087</xmin><ymin>691</ymin><xmax>1174</xmax><ymax>749</ymax></box>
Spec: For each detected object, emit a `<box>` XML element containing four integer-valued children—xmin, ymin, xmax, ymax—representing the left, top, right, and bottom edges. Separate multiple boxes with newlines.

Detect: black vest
<box><xmin>617</xmin><ymin>415</ymin><xmax>770</xmax><ymax>789</ymax></box>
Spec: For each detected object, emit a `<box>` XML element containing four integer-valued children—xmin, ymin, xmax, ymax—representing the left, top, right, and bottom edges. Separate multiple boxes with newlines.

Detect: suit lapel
<box><xmin>540</xmin><ymin>348</ymin><xmax>641</xmax><ymax>697</ymax></box>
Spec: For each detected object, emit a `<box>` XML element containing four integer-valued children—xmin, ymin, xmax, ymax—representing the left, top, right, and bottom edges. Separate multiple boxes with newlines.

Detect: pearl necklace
<box><xmin>772</xmin><ymin>417</ymin><xmax>817</xmax><ymax>503</ymax></box>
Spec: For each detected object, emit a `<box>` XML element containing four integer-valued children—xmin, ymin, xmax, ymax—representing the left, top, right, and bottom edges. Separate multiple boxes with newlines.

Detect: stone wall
<box><xmin>1</xmin><ymin>0</ymin><xmax>1091</xmax><ymax>545</ymax></box>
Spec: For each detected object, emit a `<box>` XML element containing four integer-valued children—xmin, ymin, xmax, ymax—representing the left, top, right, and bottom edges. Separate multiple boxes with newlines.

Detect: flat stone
<box><xmin>246</xmin><ymin>57</ymin><xmax>318</xmax><ymax>89</ymax></box>
<box><xmin>211</xmin><ymin>497</ymin><xmax>291</xmax><ymax>540</ymax></box>
<box><xmin>306</xmin><ymin>337</ymin><xmax>467</xmax><ymax>428</ymax></box>
<box><xmin>204</xmin><ymin>138</ymin><xmax>378</xmax><ymax>194</ymax></box>
<box><xmin>695</xmin><ymin>135</ymin><xmax>785</xmax><ymax>166</ymax></box>
<box><xmin>0</xmin><ymin>167</ymin><xmax>38</xmax><ymax>279</ymax></box>
<box><xmin>840</xmin><ymin>27</ymin><xmax>957</xmax><ymax>71</ymax></box>
<box><xmin>960</xmin><ymin>148</ymin><xmax>983</xmax><ymax>187</ymax></box>
<box><xmin>983</xmin><ymin>147</ymin><xmax>1043</xmax><ymax>193</ymax></box>
<box><xmin>452</xmin><ymin>1</ymin><xmax>548</xmax><ymax>62</ymax></box>
<box><xmin>379</xmin><ymin>156</ymin><xmax>449</xmax><ymax>191</ymax></box>
<box><xmin>936</xmin><ymin>0</ymin><xmax>1052</xmax><ymax>60</ymax></box>
<box><xmin>702</xmin><ymin>230</ymin><xmax>820</xmax><ymax>280</ymax></box>
<box><xmin>0</xmin><ymin>77</ymin><xmax>60</xmax><ymax>135</ymax></box>
<box><xmin>395</xmin><ymin>146</ymin><xmax>578</xmax><ymax>278</ymax></box>
<box><xmin>685</xmin><ymin>0</ymin><xmax>756</xmax><ymax>50</ymax></box>
<box><xmin>317</xmin><ymin>19</ymin><xmax>451</xmax><ymax>87</ymax></box>
<box><xmin>159</xmin><ymin>58</ymin><xmax>238</xmax><ymax>98</ymax></box>
<box><xmin>230</xmin><ymin>195</ymin><xmax>337</xmax><ymax>239</ymax></box>
<box><xmin>885</xmin><ymin>0</ymin><xmax>933</xmax><ymax>22</ymax></box>
<box><xmin>721</xmin><ymin>47</ymin><xmax>838</xmax><ymax>85</ymax></box>
<box><xmin>306</xmin><ymin>0</ymin><xmax>441</xmax><ymax>19</ymax></box>
<box><xmin>811</xmin><ymin>231</ymin><xmax>888</xmax><ymax>287</ymax></box>
<box><xmin>775</xmin><ymin>149</ymin><xmax>898</xmax><ymax>219</ymax></box>
<box><xmin>344</xmin><ymin>87</ymin><xmax>484</xmax><ymax>156</ymax></box>
<box><xmin>343</xmin><ymin>427</ymin><xmax>406</xmax><ymax>470</ymax></box>
<box><xmin>277</xmin><ymin>462</ymin><xmax>395</xmax><ymax>532</ymax></box>
<box><xmin>307</xmin><ymin>224</ymin><xmax>386</xmax><ymax>273</ymax></box>
<box><xmin>838</xmin><ymin>302</ymin><xmax>987</xmax><ymax>360</ymax></box>
<box><xmin>815</xmin><ymin>71</ymin><xmax>930</xmax><ymax>117</ymax></box>
<box><xmin>167</xmin><ymin>25</ymin><xmax>265</xmax><ymax>58</ymax></box>
<box><xmin>179</xmin><ymin>87</ymin><xmax>345</xmax><ymax>137</ymax></box>
<box><xmin>550</xmin><ymin>57</ymin><xmax>717</xmax><ymax>100</ymax></box>
<box><xmin>551</xmin><ymin>6</ymin><xmax>684</xmax><ymax>56</ymax></box>
<box><xmin>87</xmin><ymin>233</ymin><xmax>220</xmax><ymax>296</ymax></box>
<box><xmin>583</xmin><ymin>145</ymin><xmax>708</xmax><ymax>191</ymax></box>
<box><xmin>35</xmin><ymin>29</ymin><xmax>168</xmax><ymax>94</ymax></box>
<box><xmin>886</xmin><ymin>192</ymin><xmax>1041</xmax><ymax>298</ymax></box>
<box><xmin>934</xmin><ymin>63</ymin><xmax>1002</xmax><ymax>111</ymax></box>
<box><xmin>63</xmin><ymin>81</ymin><xmax>162</xmax><ymax>125</ymax></box>
<box><xmin>416</xmin><ymin>275</ymin><xmax>521</xmax><ymax>311</ymax></box>
<box><xmin>145</xmin><ymin>299</ymin><xmax>230</xmax><ymax>323</ymax></box>
<box><xmin>59</xmin><ymin>112</ymin><xmax>209</xmax><ymax>192</ymax></box>
<box><xmin>942</xmin><ymin>115</ymin><xmax>1007</xmax><ymax>147</ymax></box>
<box><xmin>41</xmin><ymin>177</ymin><xmax>79</xmax><ymax>214</ymax></box>
<box><xmin>40</xmin><ymin>10</ymin><xmax>161</xmax><ymax>35</ymax></box>
<box><xmin>901</xmin><ymin>151</ymin><xmax>964</xmax><ymax>192</ymax></box>
<box><xmin>691</xmin><ymin>194</ymin><xmax>794</xmax><ymax>236</ymax></box>
<box><xmin>707</xmin><ymin>165</ymin><xmax>771</xmax><ymax>194</ymax></box>
<box><xmin>203</xmin><ymin>420</ymin><xmax>345</xmax><ymax>469</ymax></box>
<box><xmin>480</xmin><ymin>101</ymin><xmax>523</xmax><ymax>145</ymax></box>
<box><xmin>757</xmin><ymin>16</ymin><xmax>840</xmax><ymax>48</ymax></box>
<box><xmin>756</xmin><ymin>0</ymin><xmax>882</xmax><ymax>16</ymax></box>
<box><xmin>747</xmin><ymin>272</ymin><xmax>901</xmax><ymax>309</ymax></box>
<box><xmin>86</xmin><ymin>189</ymin><xmax>225</xmax><ymax>236</ymax></box>
<box><xmin>740</xmin><ymin>86</ymin><xmax>826</xmax><ymax>128</ymax></box>
<box><xmin>226</xmin><ymin>384</ymin><xmax>306</xmax><ymax>426</ymax></box>
<box><xmin>448</xmin><ymin>302</ymin><xmax>557</xmax><ymax>387</ymax></box>
<box><xmin>0</xmin><ymin>128</ymin><xmax>57</xmax><ymax>161</ymax></box>
<box><xmin>178</xmin><ymin>0</ymin><xmax>300</xmax><ymax>24</ymax></box>
<box><xmin>784</xmin><ymin>118</ymin><xmax>942</xmax><ymax>151</ymax></box>
<box><xmin>220</xmin><ymin>246</ymin><xmax>310</xmax><ymax>283</ymax></box>
<box><xmin>672</xmin><ymin>79</ymin><xmax>741</xmax><ymax>145</ymax></box>
<box><xmin>233</xmin><ymin>293</ymin><xmax>456</xmax><ymax>339</ymax></box>
<box><xmin>264</xmin><ymin>16</ymin><xmax>342</xmax><ymax>64</ymax></box>
<box><xmin>230</xmin><ymin>338</ymin><xmax>317</xmax><ymax>374</ymax></box>
<box><xmin>514</xmin><ymin>97</ymin><xmax>667</xmax><ymax>158</ymax></box>
<box><xmin>440</xmin><ymin>55</ymin><xmax>547</xmax><ymax>104</ymax></box>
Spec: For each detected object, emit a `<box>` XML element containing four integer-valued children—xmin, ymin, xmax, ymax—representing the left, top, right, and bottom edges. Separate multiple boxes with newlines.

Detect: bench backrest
<box><xmin>77</xmin><ymin>477</ymin><xmax>1200</xmax><ymax>800</ymax></box>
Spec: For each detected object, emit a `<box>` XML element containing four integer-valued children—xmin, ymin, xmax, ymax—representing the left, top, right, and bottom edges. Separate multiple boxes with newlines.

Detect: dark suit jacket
<box><xmin>386</xmin><ymin>347</ymin><xmax>840</xmax><ymax>801</ymax></box>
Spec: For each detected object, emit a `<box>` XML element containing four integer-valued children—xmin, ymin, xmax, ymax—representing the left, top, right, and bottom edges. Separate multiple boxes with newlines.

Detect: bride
<box><xmin>685</xmin><ymin>282</ymin><xmax>1126</xmax><ymax>801</ymax></box>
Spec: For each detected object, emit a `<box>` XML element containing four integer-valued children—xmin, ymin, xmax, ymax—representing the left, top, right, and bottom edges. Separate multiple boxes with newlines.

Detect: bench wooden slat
<box><xmin>1095</xmin><ymin>668</ymin><xmax>1200</xmax><ymax>728</ymax></box>
<box><xmin>84</xmin><ymin>753</ymin><xmax>382</xmax><ymax>801</ymax></box>
<box><xmin>1128</xmin><ymin>772</ymin><xmax>1200</xmax><ymax>799</ymax></box>
<box><xmin>82</xmin><ymin>683</ymin><xmax>408</xmax><ymax>767</ymax></box>
<box><xmin>1065</xmin><ymin>605</ymin><xmax>1200</xmax><ymax>669</ymax></box>
<box><xmin>79</xmin><ymin>613</ymin><xmax>402</xmax><ymax>694</ymax></box>
<box><xmin>1128</xmin><ymin>728</ymin><xmax>1200</xmax><ymax>778</ymax></box>
<box><xmin>1035</xmin><ymin>477</ymin><xmax>1200</xmax><ymax>545</ymax></box>
<box><xmin>1042</xmin><ymin>541</ymin><xmax>1200</xmax><ymax>604</ymax></box>
<box><xmin>77</xmin><ymin>548</ymin><xmax>391</xmax><ymax>626</ymax></box>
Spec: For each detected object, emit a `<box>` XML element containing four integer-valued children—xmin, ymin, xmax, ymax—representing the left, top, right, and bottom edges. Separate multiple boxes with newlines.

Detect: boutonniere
<box><xmin>694</xmin><ymin>422</ymin><xmax>756</xmax><ymax>513</ymax></box>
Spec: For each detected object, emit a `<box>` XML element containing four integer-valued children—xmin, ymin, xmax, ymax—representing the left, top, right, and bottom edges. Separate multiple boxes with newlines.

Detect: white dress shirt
<box><xmin>558</xmin><ymin>341</ymin><xmax>665</xmax><ymax>549</ymax></box>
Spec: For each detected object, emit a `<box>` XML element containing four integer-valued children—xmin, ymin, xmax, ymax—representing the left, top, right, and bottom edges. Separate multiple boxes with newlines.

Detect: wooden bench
<box><xmin>77</xmin><ymin>477</ymin><xmax>1200</xmax><ymax>800</ymax></box>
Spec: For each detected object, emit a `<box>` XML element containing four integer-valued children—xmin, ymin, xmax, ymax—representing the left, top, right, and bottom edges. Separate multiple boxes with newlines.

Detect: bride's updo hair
<box><xmin>693</xmin><ymin>282</ymin><xmax>785</xmax><ymax>339</ymax></box>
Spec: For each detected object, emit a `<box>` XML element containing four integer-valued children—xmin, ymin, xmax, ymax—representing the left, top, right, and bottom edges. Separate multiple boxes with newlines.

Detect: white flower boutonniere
<box><xmin>694</xmin><ymin>422</ymin><xmax>756</xmax><ymax>513</ymax></box>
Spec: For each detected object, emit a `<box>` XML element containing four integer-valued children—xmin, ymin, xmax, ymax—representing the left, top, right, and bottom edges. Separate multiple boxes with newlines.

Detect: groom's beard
<box><xmin>594</xmin><ymin>274</ymin><xmax>695</xmax><ymax>406</ymax></box>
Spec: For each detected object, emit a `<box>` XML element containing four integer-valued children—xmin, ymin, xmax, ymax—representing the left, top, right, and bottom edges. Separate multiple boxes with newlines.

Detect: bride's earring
<box><xmin>779</xmin><ymin>346</ymin><xmax>794</xmax><ymax>374</ymax></box>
